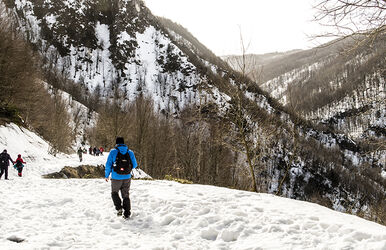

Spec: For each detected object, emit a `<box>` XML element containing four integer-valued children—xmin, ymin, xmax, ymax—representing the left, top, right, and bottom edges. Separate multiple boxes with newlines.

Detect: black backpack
<box><xmin>113</xmin><ymin>148</ymin><xmax>133</xmax><ymax>175</ymax></box>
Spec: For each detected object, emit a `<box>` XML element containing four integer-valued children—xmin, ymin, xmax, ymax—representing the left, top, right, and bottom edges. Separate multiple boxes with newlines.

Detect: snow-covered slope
<box><xmin>1</xmin><ymin>179</ymin><xmax>386</xmax><ymax>249</ymax></box>
<box><xmin>0</xmin><ymin>123</ymin><xmax>148</xmax><ymax>179</ymax></box>
<box><xmin>7</xmin><ymin>0</ymin><xmax>220</xmax><ymax>114</ymax></box>
<box><xmin>48</xmin><ymin>85</ymin><xmax>98</xmax><ymax>147</ymax></box>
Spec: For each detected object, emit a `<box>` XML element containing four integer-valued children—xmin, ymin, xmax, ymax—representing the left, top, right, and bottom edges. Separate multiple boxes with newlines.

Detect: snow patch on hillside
<box><xmin>60</xmin><ymin>91</ymin><xmax>97</xmax><ymax>143</ymax></box>
<box><xmin>307</xmin><ymin>71</ymin><xmax>385</xmax><ymax>139</ymax></box>
<box><xmin>261</xmin><ymin>61</ymin><xmax>323</xmax><ymax>105</ymax></box>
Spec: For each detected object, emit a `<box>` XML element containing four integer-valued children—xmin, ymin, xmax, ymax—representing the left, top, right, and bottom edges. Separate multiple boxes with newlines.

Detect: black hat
<box><xmin>3</xmin><ymin>149</ymin><xmax>6</xmax><ymax>153</ymax></box>
<box><xmin>116</xmin><ymin>137</ymin><xmax>124</xmax><ymax>144</ymax></box>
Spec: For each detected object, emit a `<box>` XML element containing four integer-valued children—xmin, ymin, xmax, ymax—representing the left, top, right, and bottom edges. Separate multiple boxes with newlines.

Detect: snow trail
<box><xmin>1</xmin><ymin>179</ymin><xmax>385</xmax><ymax>249</ymax></box>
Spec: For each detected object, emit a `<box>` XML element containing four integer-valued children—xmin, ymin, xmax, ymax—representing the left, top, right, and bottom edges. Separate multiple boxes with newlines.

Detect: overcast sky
<box><xmin>144</xmin><ymin>0</ymin><xmax>329</xmax><ymax>56</ymax></box>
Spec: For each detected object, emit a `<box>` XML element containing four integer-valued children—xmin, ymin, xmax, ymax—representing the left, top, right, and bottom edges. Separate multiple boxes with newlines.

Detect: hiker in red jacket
<box><xmin>14</xmin><ymin>154</ymin><xmax>27</xmax><ymax>177</ymax></box>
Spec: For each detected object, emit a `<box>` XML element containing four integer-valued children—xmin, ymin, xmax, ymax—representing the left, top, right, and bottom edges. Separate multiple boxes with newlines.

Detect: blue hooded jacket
<box><xmin>105</xmin><ymin>144</ymin><xmax>138</xmax><ymax>180</ymax></box>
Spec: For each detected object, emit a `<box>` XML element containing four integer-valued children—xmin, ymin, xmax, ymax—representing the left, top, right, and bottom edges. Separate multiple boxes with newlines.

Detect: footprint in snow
<box><xmin>160</xmin><ymin>215</ymin><xmax>175</xmax><ymax>226</ymax></box>
<box><xmin>327</xmin><ymin>224</ymin><xmax>342</xmax><ymax>233</ymax></box>
<box><xmin>220</xmin><ymin>230</ymin><xmax>240</xmax><ymax>242</ymax></box>
<box><xmin>268</xmin><ymin>225</ymin><xmax>284</xmax><ymax>233</ymax></box>
<box><xmin>254</xmin><ymin>207</ymin><xmax>264</xmax><ymax>212</ymax></box>
<box><xmin>197</xmin><ymin>219</ymin><xmax>209</xmax><ymax>227</ymax></box>
<box><xmin>308</xmin><ymin>216</ymin><xmax>319</xmax><ymax>221</ymax></box>
<box><xmin>110</xmin><ymin>222</ymin><xmax>122</xmax><ymax>229</ymax></box>
<box><xmin>200</xmin><ymin>228</ymin><xmax>218</xmax><ymax>241</ymax></box>
<box><xmin>275</xmin><ymin>218</ymin><xmax>293</xmax><ymax>225</ymax></box>
<box><xmin>351</xmin><ymin>231</ymin><xmax>371</xmax><ymax>241</ymax></box>
<box><xmin>233</xmin><ymin>211</ymin><xmax>248</xmax><ymax>217</ymax></box>
<box><xmin>198</xmin><ymin>207</ymin><xmax>210</xmax><ymax>215</ymax></box>
<box><xmin>173</xmin><ymin>234</ymin><xmax>184</xmax><ymax>240</ymax></box>
<box><xmin>172</xmin><ymin>202</ymin><xmax>186</xmax><ymax>208</ymax></box>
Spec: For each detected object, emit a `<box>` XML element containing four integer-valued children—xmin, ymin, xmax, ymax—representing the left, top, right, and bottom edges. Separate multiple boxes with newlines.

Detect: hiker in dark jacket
<box><xmin>0</xmin><ymin>149</ymin><xmax>14</xmax><ymax>180</ymax></box>
<box><xmin>105</xmin><ymin>137</ymin><xmax>138</xmax><ymax>219</ymax></box>
<box><xmin>77</xmin><ymin>147</ymin><xmax>83</xmax><ymax>162</ymax></box>
<box><xmin>14</xmin><ymin>154</ymin><xmax>27</xmax><ymax>177</ymax></box>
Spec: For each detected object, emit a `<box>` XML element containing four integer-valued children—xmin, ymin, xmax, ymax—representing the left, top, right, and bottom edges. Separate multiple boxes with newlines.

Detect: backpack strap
<box><xmin>114</xmin><ymin>146</ymin><xmax>125</xmax><ymax>164</ymax></box>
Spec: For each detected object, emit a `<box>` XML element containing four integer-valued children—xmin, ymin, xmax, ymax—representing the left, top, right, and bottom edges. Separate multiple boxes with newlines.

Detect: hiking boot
<box><xmin>123</xmin><ymin>211</ymin><xmax>131</xmax><ymax>219</ymax></box>
<box><xmin>117</xmin><ymin>209</ymin><xmax>123</xmax><ymax>217</ymax></box>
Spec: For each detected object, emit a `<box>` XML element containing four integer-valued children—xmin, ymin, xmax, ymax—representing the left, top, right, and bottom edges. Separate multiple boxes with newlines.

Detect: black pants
<box><xmin>0</xmin><ymin>166</ymin><xmax>9</xmax><ymax>179</ymax></box>
<box><xmin>17</xmin><ymin>167</ymin><xmax>23</xmax><ymax>177</ymax></box>
<box><xmin>111</xmin><ymin>179</ymin><xmax>131</xmax><ymax>216</ymax></box>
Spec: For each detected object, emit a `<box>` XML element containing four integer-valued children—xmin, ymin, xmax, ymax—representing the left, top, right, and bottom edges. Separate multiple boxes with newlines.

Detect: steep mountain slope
<box><xmin>6</xmin><ymin>0</ymin><xmax>226</xmax><ymax>114</ymax></box>
<box><xmin>225</xmin><ymin>37</ymin><xmax>385</xmax><ymax>141</ymax></box>
<box><xmin>3</xmin><ymin>0</ymin><xmax>385</xmax><ymax>223</ymax></box>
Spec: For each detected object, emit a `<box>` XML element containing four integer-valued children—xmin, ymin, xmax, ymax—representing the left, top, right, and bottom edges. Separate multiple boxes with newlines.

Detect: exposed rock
<box><xmin>7</xmin><ymin>235</ymin><xmax>25</xmax><ymax>243</ymax></box>
<box><xmin>43</xmin><ymin>165</ymin><xmax>105</xmax><ymax>179</ymax></box>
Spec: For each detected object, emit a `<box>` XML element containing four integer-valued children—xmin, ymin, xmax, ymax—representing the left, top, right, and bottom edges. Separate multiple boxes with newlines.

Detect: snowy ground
<box><xmin>1</xmin><ymin>124</ymin><xmax>386</xmax><ymax>249</ymax></box>
<box><xmin>0</xmin><ymin>179</ymin><xmax>385</xmax><ymax>249</ymax></box>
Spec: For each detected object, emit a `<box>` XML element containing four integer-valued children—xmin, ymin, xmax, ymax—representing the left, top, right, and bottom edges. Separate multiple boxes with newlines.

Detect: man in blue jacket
<box><xmin>105</xmin><ymin>137</ymin><xmax>138</xmax><ymax>219</ymax></box>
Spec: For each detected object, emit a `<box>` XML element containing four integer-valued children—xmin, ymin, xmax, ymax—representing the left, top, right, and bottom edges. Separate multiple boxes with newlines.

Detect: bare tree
<box><xmin>224</xmin><ymin>29</ymin><xmax>263</xmax><ymax>84</ymax></box>
<box><xmin>219</xmin><ymin>31</ymin><xmax>281</xmax><ymax>192</ymax></box>
<box><xmin>313</xmin><ymin>0</ymin><xmax>386</xmax><ymax>50</ymax></box>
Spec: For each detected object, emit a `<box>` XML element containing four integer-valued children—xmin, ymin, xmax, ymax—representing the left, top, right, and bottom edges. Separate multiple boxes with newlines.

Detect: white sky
<box><xmin>144</xmin><ymin>0</ymin><xmax>329</xmax><ymax>56</ymax></box>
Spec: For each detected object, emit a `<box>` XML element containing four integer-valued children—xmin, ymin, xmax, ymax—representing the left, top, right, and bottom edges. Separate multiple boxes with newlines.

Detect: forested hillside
<box><xmin>0</xmin><ymin>10</ymin><xmax>73</xmax><ymax>154</ymax></box>
<box><xmin>225</xmin><ymin>36</ymin><xmax>385</xmax><ymax>142</ymax></box>
<box><xmin>1</xmin><ymin>0</ymin><xmax>385</xmax><ymax>224</ymax></box>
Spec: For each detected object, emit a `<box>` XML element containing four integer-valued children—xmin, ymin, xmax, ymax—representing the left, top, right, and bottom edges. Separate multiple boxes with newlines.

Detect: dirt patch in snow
<box><xmin>43</xmin><ymin>165</ymin><xmax>105</xmax><ymax>179</ymax></box>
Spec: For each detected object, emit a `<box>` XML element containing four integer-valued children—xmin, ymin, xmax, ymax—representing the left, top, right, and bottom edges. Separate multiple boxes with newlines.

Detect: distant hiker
<box><xmin>105</xmin><ymin>137</ymin><xmax>138</xmax><ymax>219</ymax></box>
<box><xmin>14</xmin><ymin>154</ymin><xmax>27</xmax><ymax>177</ymax></box>
<box><xmin>77</xmin><ymin>147</ymin><xmax>83</xmax><ymax>162</ymax></box>
<box><xmin>0</xmin><ymin>149</ymin><xmax>14</xmax><ymax>180</ymax></box>
<box><xmin>93</xmin><ymin>147</ymin><xmax>97</xmax><ymax>156</ymax></box>
<box><xmin>99</xmin><ymin>147</ymin><xmax>104</xmax><ymax>155</ymax></box>
<box><xmin>89</xmin><ymin>147</ymin><xmax>93</xmax><ymax>155</ymax></box>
